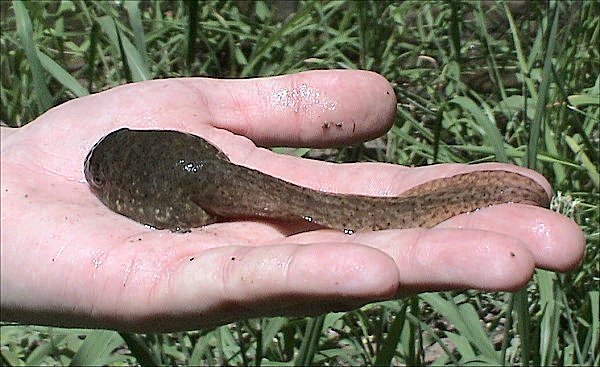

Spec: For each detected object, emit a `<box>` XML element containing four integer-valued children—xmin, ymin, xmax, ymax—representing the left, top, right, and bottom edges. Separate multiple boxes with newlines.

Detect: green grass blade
<box><xmin>514</xmin><ymin>289</ymin><xmax>532</xmax><ymax>366</ymax></box>
<box><xmin>96</xmin><ymin>15</ymin><xmax>121</xmax><ymax>58</ymax></box>
<box><xmin>13</xmin><ymin>0</ymin><xmax>53</xmax><ymax>112</ymax></box>
<box><xmin>405</xmin><ymin>312</ymin><xmax>460</xmax><ymax>364</ymax></box>
<box><xmin>294</xmin><ymin>315</ymin><xmax>325</xmax><ymax>366</ymax></box>
<box><xmin>234</xmin><ymin>322</ymin><xmax>250</xmax><ymax>366</ymax></box>
<box><xmin>25</xmin><ymin>334</ymin><xmax>67</xmax><ymax>365</ymax></box>
<box><xmin>503</xmin><ymin>2</ymin><xmax>537</xmax><ymax>99</ymax></box>
<box><xmin>407</xmin><ymin>296</ymin><xmax>422</xmax><ymax>365</ymax></box>
<box><xmin>85</xmin><ymin>20</ymin><xmax>100</xmax><ymax>93</ymax></box>
<box><xmin>474</xmin><ymin>2</ymin><xmax>508</xmax><ymax>101</ymax></box>
<box><xmin>96</xmin><ymin>15</ymin><xmax>142</xmax><ymax>82</ymax></box>
<box><xmin>1</xmin><ymin>348</ymin><xmax>23</xmax><ymax>366</ymax></box>
<box><xmin>374</xmin><ymin>302</ymin><xmax>408</xmax><ymax>366</ymax></box>
<box><xmin>500</xmin><ymin>293</ymin><xmax>514</xmax><ymax>365</ymax></box>
<box><xmin>432</xmin><ymin>108</ymin><xmax>444</xmax><ymax>162</ymax></box>
<box><xmin>356</xmin><ymin>1</ymin><xmax>368</xmax><ymax>68</ymax></box>
<box><xmin>588</xmin><ymin>291</ymin><xmax>599</xmax><ymax>363</ymax></box>
<box><xmin>456</xmin><ymin>303</ymin><xmax>499</xmax><ymax>361</ymax></box>
<box><xmin>544</xmin><ymin>118</ymin><xmax>566</xmax><ymax>185</ymax></box>
<box><xmin>185</xmin><ymin>0</ymin><xmax>199</xmax><ymax>74</ymax></box>
<box><xmin>120</xmin><ymin>32</ymin><xmax>151</xmax><ymax>81</ymax></box>
<box><xmin>241</xmin><ymin>3</ymin><xmax>314</xmax><ymax>77</ymax></box>
<box><xmin>446</xmin><ymin>332</ymin><xmax>476</xmax><ymax>360</ymax></box>
<box><xmin>219</xmin><ymin>324</ymin><xmax>241</xmax><ymax>363</ymax></box>
<box><xmin>450</xmin><ymin>96</ymin><xmax>509</xmax><ymax>163</ymax></box>
<box><xmin>449</xmin><ymin>0</ymin><xmax>462</xmax><ymax>62</ymax></box>
<box><xmin>536</xmin><ymin>269</ymin><xmax>555</xmax><ymax>305</ymax></box>
<box><xmin>540</xmin><ymin>299</ymin><xmax>559</xmax><ymax>366</ymax></box>
<box><xmin>568</xmin><ymin>94</ymin><xmax>600</xmax><ymax>107</ymax></box>
<box><xmin>119</xmin><ymin>332</ymin><xmax>161</xmax><ymax>366</ymax></box>
<box><xmin>121</xmin><ymin>2</ymin><xmax>150</xmax><ymax>81</ymax></box>
<box><xmin>420</xmin><ymin>293</ymin><xmax>500</xmax><ymax>363</ymax></box>
<box><xmin>36</xmin><ymin>50</ymin><xmax>88</xmax><ymax>97</ymax></box>
<box><xmin>526</xmin><ymin>2</ymin><xmax>560</xmax><ymax>170</ymax></box>
<box><xmin>259</xmin><ymin>317</ymin><xmax>284</xmax><ymax>355</ymax></box>
<box><xmin>69</xmin><ymin>330</ymin><xmax>122</xmax><ymax>366</ymax></box>
<box><xmin>124</xmin><ymin>0</ymin><xmax>147</xmax><ymax>65</ymax></box>
<box><xmin>536</xmin><ymin>270</ymin><xmax>559</xmax><ymax>366</ymax></box>
<box><xmin>190</xmin><ymin>330</ymin><xmax>217</xmax><ymax>365</ymax></box>
<box><xmin>560</xmin><ymin>282</ymin><xmax>585</xmax><ymax>364</ymax></box>
<box><xmin>564</xmin><ymin>134</ymin><xmax>600</xmax><ymax>188</ymax></box>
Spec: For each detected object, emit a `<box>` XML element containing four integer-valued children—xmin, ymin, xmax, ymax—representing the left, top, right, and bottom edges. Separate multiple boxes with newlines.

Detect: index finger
<box><xmin>52</xmin><ymin>70</ymin><xmax>396</xmax><ymax>148</ymax></box>
<box><xmin>179</xmin><ymin>69</ymin><xmax>397</xmax><ymax>147</ymax></box>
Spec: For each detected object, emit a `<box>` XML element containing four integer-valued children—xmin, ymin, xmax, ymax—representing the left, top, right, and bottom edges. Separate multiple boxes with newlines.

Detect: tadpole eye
<box><xmin>90</xmin><ymin>174</ymin><xmax>105</xmax><ymax>188</ymax></box>
<box><xmin>84</xmin><ymin>158</ymin><xmax>105</xmax><ymax>189</ymax></box>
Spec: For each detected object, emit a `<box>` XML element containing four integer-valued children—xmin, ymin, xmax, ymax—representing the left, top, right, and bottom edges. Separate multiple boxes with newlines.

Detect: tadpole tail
<box><xmin>201</xmin><ymin>165</ymin><xmax>550</xmax><ymax>232</ymax></box>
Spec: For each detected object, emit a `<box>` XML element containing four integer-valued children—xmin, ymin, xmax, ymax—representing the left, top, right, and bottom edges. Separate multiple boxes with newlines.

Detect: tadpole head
<box><xmin>84</xmin><ymin>128</ymin><xmax>129</xmax><ymax>194</ymax></box>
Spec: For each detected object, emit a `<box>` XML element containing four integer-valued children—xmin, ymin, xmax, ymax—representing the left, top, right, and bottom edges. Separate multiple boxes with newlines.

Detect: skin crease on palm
<box><xmin>0</xmin><ymin>70</ymin><xmax>585</xmax><ymax>332</ymax></box>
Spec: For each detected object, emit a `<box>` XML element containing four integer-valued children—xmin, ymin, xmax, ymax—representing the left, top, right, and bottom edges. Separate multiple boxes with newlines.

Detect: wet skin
<box><xmin>84</xmin><ymin>128</ymin><xmax>550</xmax><ymax>232</ymax></box>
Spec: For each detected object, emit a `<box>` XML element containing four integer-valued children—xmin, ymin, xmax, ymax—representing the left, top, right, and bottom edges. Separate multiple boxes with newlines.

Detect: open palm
<box><xmin>0</xmin><ymin>70</ymin><xmax>584</xmax><ymax>332</ymax></box>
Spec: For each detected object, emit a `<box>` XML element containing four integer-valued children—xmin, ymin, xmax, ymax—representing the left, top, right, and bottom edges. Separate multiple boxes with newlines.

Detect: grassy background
<box><xmin>1</xmin><ymin>0</ymin><xmax>598</xmax><ymax>365</ymax></box>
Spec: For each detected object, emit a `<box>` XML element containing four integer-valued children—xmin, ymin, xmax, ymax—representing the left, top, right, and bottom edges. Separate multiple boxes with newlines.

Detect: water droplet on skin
<box><xmin>91</xmin><ymin>251</ymin><xmax>105</xmax><ymax>269</ymax></box>
<box><xmin>269</xmin><ymin>84</ymin><xmax>338</xmax><ymax>117</ymax></box>
<box><xmin>532</xmin><ymin>221</ymin><xmax>552</xmax><ymax>244</ymax></box>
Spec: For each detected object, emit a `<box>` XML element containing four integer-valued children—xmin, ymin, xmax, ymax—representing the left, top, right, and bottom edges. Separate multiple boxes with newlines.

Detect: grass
<box><xmin>1</xmin><ymin>0</ymin><xmax>598</xmax><ymax>365</ymax></box>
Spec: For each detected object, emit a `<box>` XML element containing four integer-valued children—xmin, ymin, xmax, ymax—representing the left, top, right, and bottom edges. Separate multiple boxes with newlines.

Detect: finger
<box><xmin>181</xmin><ymin>69</ymin><xmax>397</xmax><ymax>146</ymax></box>
<box><xmin>98</xmin><ymin>243</ymin><xmax>398</xmax><ymax>332</ymax></box>
<box><xmin>285</xmin><ymin>203</ymin><xmax>582</xmax><ymax>273</ymax></box>
<box><xmin>436</xmin><ymin>204</ymin><xmax>585</xmax><ymax>272</ymax></box>
<box><xmin>384</xmin><ymin>229</ymin><xmax>536</xmax><ymax>295</ymax></box>
<box><xmin>42</xmin><ymin>70</ymin><xmax>396</xmax><ymax>148</ymax></box>
<box><xmin>286</xmin><ymin>228</ymin><xmax>537</xmax><ymax>296</ymax></box>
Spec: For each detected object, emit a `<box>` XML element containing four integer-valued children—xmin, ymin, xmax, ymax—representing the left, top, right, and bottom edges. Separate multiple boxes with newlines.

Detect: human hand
<box><xmin>0</xmin><ymin>70</ymin><xmax>585</xmax><ymax>332</ymax></box>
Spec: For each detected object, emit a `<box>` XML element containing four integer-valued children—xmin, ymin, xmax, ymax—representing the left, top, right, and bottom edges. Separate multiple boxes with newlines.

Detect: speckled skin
<box><xmin>84</xmin><ymin>128</ymin><xmax>550</xmax><ymax>232</ymax></box>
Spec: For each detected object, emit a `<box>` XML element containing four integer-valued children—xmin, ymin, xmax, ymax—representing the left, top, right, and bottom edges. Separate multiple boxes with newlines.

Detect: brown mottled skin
<box><xmin>84</xmin><ymin>128</ymin><xmax>550</xmax><ymax>232</ymax></box>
